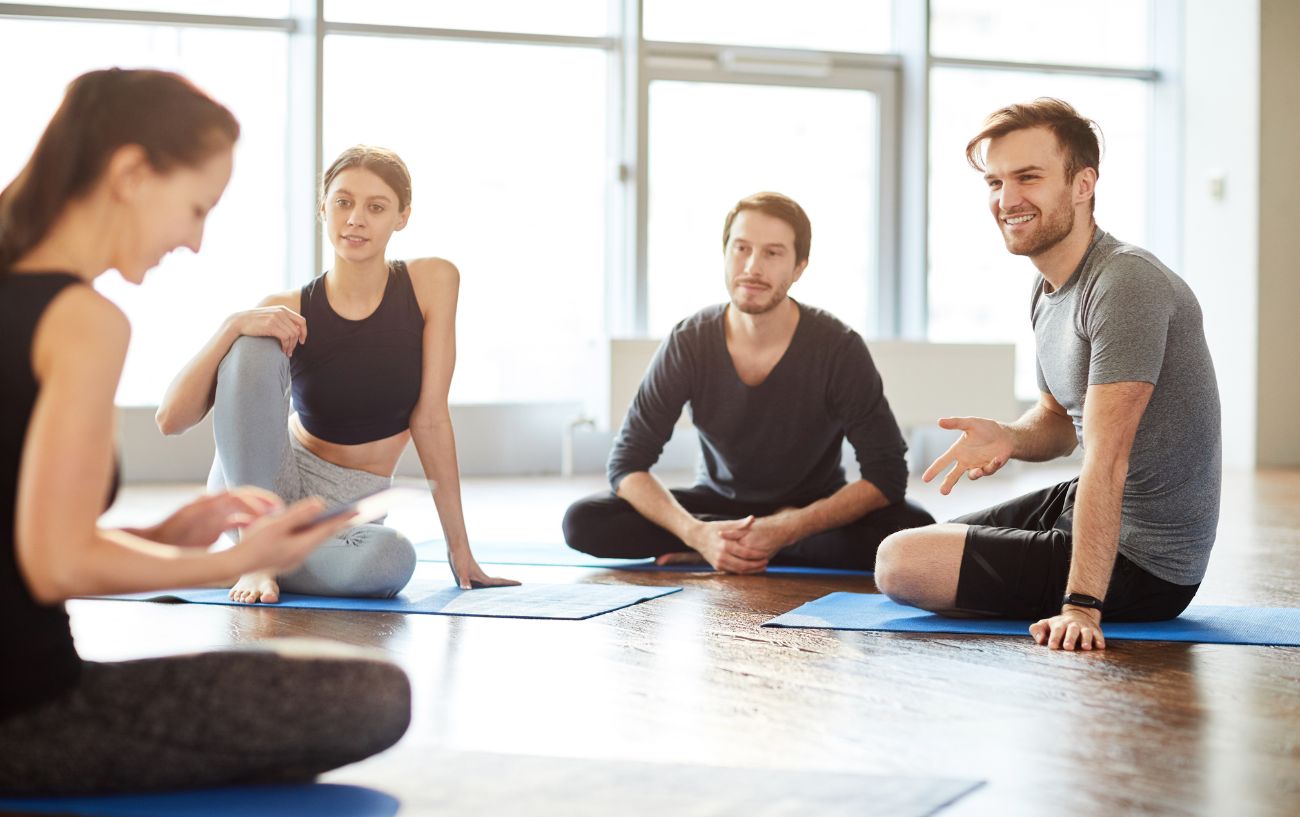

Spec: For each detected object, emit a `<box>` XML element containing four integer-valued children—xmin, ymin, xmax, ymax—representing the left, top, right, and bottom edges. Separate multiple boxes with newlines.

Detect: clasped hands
<box><xmin>660</xmin><ymin>513</ymin><xmax>798</xmax><ymax>574</ymax></box>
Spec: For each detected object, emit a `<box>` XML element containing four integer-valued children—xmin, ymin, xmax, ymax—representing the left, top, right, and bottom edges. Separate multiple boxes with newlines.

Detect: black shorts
<box><xmin>951</xmin><ymin>479</ymin><xmax>1200</xmax><ymax>621</ymax></box>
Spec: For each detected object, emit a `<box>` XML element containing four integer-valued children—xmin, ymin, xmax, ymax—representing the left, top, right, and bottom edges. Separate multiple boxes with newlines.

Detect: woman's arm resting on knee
<box><xmin>156</xmin><ymin>292</ymin><xmax>304</xmax><ymax>435</ymax></box>
<box><xmin>17</xmin><ymin>289</ymin><xmax>343</xmax><ymax>602</ymax></box>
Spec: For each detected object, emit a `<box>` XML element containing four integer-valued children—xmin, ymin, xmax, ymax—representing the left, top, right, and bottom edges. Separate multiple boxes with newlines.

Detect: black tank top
<box><xmin>1</xmin><ymin>272</ymin><xmax>92</xmax><ymax>718</ymax></box>
<box><xmin>290</xmin><ymin>261</ymin><xmax>425</xmax><ymax>445</ymax></box>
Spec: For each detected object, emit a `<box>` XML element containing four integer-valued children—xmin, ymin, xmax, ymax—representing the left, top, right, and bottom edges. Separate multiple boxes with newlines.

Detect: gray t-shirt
<box><xmin>1033</xmin><ymin>228</ymin><xmax>1221</xmax><ymax>585</ymax></box>
<box><xmin>608</xmin><ymin>302</ymin><xmax>909</xmax><ymax>506</ymax></box>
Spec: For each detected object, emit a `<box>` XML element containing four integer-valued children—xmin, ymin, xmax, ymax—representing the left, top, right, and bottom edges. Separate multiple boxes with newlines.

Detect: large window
<box><xmin>324</xmin><ymin>0</ymin><xmax>606</xmax><ymax>37</ymax></box>
<box><xmin>0</xmin><ymin>16</ymin><xmax>288</xmax><ymax>406</ymax></box>
<box><xmin>0</xmin><ymin>0</ymin><xmax>289</xmax><ymax>15</ymax></box>
<box><xmin>925</xmin><ymin>1</ymin><xmax>1157</xmax><ymax>398</ymax></box>
<box><xmin>1</xmin><ymin>1</ymin><xmax>1175</xmax><ymax>411</ymax></box>
<box><xmin>646</xmin><ymin>80</ymin><xmax>880</xmax><ymax>336</ymax></box>
<box><xmin>323</xmin><ymin>35</ymin><xmax>608</xmax><ymax>404</ymax></box>
<box><xmin>644</xmin><ymin>0</ymin><xmax>891</xmax><ymax>53</ymax></box>
<box><xmin>929</xmin><ymin>0</ymin><xmax>1150</xmax><ymax>69</ymax></box>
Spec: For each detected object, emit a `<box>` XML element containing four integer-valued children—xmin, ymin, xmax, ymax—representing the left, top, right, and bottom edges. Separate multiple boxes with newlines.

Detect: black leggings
<box><xmin>562</xmin><ymin>486</ymin><xmax>934</xmax><ymax>571</ymax></box>
<box><xmin>0</xmin><ymin>647</ymin><xmax>410</xmax><ymax>795</ymax></box>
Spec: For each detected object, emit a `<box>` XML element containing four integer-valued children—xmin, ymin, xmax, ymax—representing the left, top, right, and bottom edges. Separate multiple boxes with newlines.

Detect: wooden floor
<box><xmin>69</xmin><ymin>465</ymin><xmax>1300</xmax><ymax>816</ymax></box>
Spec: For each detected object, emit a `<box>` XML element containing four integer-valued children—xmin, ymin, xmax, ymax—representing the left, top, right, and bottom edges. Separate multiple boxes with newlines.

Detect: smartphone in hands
<box><xmin>291</xmin><ymin>486</ymin><xmax>423</xmax><ymax>533</ymax></box>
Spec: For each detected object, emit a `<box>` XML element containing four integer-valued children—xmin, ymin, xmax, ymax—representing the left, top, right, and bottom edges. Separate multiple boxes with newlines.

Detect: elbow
<box><xmin>155</xmin><ymin>405</ymin><xmax>181</xmax><ymax>436</ymax></box>
<box><xmin>154</xmin><ymin>399</ymin><xmax>197</xmax><ymax>437</ymax></box>
<box><xmin>1081</xmin><ymin>447</ymin><xmax>1131</xmax><ymax>483</ymax></box>
<box><xmin>409</xmin><ymin>414</ymin><xmax>449</xmax><ymax>439</ymax></box>
<box><xmin>18</xmin><ymin>551</ymin><xmax>82</xmax><ymax>605</ymax></box>
<box><xmin>609</xmin><ymin>469</ymin><xmax>642</xmax><ymax>497</ymax></box>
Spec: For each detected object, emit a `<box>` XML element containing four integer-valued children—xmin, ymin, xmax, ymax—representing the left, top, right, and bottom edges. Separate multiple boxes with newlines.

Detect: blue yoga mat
<box><xmin>413</xmin><ymin>539</ymin><xmax>871</xmax><ymax>577</ymax></box>
<box><xmin>95</xmin><ymin>579</ymin><xmax>681</xmax><ymax>620</ymax></box>
<box><xmin>763</xmin><ymin>592</ymin><xmax>1300</xmax><ymax>646</ymax></box>
<box><xmin>0</xmin><ymin>783</ymin><xmax>398</xmax><ymax>817</ymax></box>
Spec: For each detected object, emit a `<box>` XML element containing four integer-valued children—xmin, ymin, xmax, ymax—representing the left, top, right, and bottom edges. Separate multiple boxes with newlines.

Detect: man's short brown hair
<box><xmin>721</xmin><ymin>192</ymin><xmax>812</xmax><ymax>266</ymax></box>
<box><xmin>965</xmin><ymin>98</ymin><xmax>1103</xmax><ymax>211</ymax></box>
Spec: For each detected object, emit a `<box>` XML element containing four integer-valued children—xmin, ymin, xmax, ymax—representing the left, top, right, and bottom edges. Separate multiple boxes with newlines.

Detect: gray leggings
<box><xmin>0</xmin><ymin>645</ymin><xmax>410</xmax><ymax>794</ymax></box>
<box><xmin>209</xmin><ymin>336</ymin><xmax>416</xmax><ymax>598</ymax></box>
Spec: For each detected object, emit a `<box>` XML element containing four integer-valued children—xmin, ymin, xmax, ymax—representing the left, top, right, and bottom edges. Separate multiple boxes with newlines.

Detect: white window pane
<box><xmin>324</xmin><ymin>36</ymin><xmax>607</xmax><ymax>404</ymax></box>
<box><xmin>927</xmin><ymin>68</ymin><xmax>1151</xmax><ymax>399</ymax></box>
<box><xmin>645</xmin><ymin>0</ymin><xmax>891</xmax><ymax>53</ymax></box>
<box><xmin>0</xmin><ymin>19</ymin><xmax>289</xmax><ymax>406</ymax></box>
<box><xmin>647</xmin><ymin>81</ymin><xmax>878</xmax><ymax>336</ymax></box>
<box><xmin>931</xmin><ymin>0</ymin><xmax>1151</xmax><ymax>69</ymax></box>
<box><xmin>0</xmin><ymin>0</ymin><xmax>289</xmax><ymax>17</ymax></box>
<box><xmin>324</xmin><ymin>0</ymin><xmax>607</xmax><ymax>37</ymax></box>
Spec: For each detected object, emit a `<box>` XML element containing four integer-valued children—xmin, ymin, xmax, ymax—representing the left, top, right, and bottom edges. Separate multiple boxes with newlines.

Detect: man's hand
<box><xmin>674</xmin><ymin>517</ymin><xmax>770</xmax><ymax>574</ymax></box>
<box><xmin>923</xmin><ymin>417</ymin><xmax>1015</xmax><ymax>495</ymax></box>
<box><xmin>724</xmin><ymin>512</ymin><xmax>798</xmax><ymax>562</ymax></box>
<box><xmin>1029</xmin><ymin>606</ymin><xmax>1106</xmax><ymax>651</ymax></box>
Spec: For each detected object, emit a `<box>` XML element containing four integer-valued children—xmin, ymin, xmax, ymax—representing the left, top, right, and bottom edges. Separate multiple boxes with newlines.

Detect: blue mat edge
<box><xmin>922</xmin><ymin>779</ymin><xmax>987</xmax><ymax>817</ymax></box>
<box><xmin>0</xmin><ymin>783</ymin><xmax>396</xmax><ymax>816</ymax></box>
<box><xmin>761</xmin><ymin>591</ymin><xmax>1300</xmax><ymax>647</ymax></box>
<box><xmin>414</xmin><ymin>540</ymin><xmax>872</xmax><ymax>577</ymax></box>
<box><xmin>87</xmin><ymin>584</ymin><xmax>684</xmax><ymax>621</ymax></box>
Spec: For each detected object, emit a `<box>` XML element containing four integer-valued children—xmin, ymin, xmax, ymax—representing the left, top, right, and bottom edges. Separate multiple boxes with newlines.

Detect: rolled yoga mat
<box><xmin>762</xmin><ymin>591</ymin><xmax>1300</xmax><ymax>646</ymax></box>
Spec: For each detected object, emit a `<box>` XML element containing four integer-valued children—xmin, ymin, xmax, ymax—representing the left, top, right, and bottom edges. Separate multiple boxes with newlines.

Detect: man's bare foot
<box><xmin>230</xmin><ymin>571</ymin><xmax>280</xmax><ymax>603</ymax></box>
<box><xmin>654</xmin><ymin>551</ymin><xmax>708</xmax><ymax>567</ymax></box>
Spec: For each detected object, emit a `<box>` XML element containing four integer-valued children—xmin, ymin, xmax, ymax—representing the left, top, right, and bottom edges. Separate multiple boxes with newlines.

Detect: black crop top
<box><xmin>2</xmin><ymin>272</ymin><xmax>90</xmax><ymax>719</ymax></box>
<box><xmin>290</xmin><ymin>261</ymin><xmax>425</xmax><ymax>445</ymax></box>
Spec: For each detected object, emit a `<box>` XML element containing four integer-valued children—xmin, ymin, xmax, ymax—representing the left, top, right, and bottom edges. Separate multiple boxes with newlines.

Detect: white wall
<box><xmin>1255</xmin><ymin>0</ymin><xmax>1300</xmax><ymax>467</ymax></box>
<box><xmin>1182</xmin><ymin>0</ymin><xmax>1261</xmax><ymax>469</ymax></box>
<box><xmin>1183</xmin><ymin>0</ymin><xmax>1300</xmax><ymax>469</ymax></box>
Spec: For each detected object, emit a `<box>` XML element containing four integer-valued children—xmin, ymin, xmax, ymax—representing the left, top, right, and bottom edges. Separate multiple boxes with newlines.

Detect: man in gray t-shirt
<box><xmin>562</xmin><ymin>192</ymin><xmax>933</xmax><ymax>573</ymax></box>
<box><xmin>874</xmin><ymin>99</ymin><xmax>1221</xmax><ymax>652</ymax></box>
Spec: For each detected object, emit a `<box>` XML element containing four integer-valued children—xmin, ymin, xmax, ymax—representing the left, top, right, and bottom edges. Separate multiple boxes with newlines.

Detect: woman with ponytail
<box><xmin>0</xmin><ymin>69</ymin><xmax>409</xmax><ymax>793</ymax></box>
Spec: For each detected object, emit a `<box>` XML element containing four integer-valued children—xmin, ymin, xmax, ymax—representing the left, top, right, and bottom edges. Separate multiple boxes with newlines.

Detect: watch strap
<box><xmin>1062</xmin><ymin>592</ymin><xmax>1105</xmax><ymax>611</ymax></box>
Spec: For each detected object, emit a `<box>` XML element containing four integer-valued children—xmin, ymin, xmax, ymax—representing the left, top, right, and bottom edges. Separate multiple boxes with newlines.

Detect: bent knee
<box><xmin>561</xmin><ymin>498</ymin><xmax>603</xmax><ymax>551</ymax></box>
<box><xmin>220</xmin><ymin>336</ymin><xmax>288</xmax><ymax>377</ymax></box>
<box><xmin>874</xmin><ymin>526</ymin><xmax>949</xmax><ymax>606</ymax></box>
<box><xmin>281</xmin><ymin>528</ymin><xmax>415</xmax><ymax>598</ymax></box>
<box><xmin>353</xmin><ymin>660</ymin><xmax>412</xmax><ymax>752</ymax></box>
<box><xmin>353</xmin><ymin>526</ymin><xmax>417</xmax><ymax>588</ymax></box>
<box><xmin>320</xmin><ymin>659</ymin><xmax>411</xmax><ymax>759</ymax></box>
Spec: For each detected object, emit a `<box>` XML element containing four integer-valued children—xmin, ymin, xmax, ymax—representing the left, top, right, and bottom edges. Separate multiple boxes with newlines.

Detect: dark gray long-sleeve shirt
<box><xmin>608</xmin><ymin>302</ymin><xmax>909</xmax><ymax>506</ymax></box>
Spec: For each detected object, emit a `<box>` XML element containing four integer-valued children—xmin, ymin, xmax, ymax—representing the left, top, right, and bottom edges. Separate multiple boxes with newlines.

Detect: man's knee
<box><xmin>874</xmin><ymin>526</ymin><xmax>940</xmax><ymax>606</ymax></box>
<box><xmin>561</xmin><ymin>495</ymin><xmax>609</xmax><ymax>552</ymax></box>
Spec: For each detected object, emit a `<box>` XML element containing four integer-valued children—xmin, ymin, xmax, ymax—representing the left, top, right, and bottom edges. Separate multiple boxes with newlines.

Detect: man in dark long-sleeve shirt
<box><xmin>562</xmin><ymin>193</ymin><xmax>933</xmax><ymax>573</ymax></box>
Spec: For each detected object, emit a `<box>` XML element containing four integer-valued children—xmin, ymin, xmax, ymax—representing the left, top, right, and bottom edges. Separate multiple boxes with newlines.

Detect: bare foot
<box><xmin>230</xmin><ymin>571</ymin><xmax>280</xmax><ymax>604</ymax></box>
<box><xmin>654</xmin><ymin>551</ymin><xmax>708</xmax><ymax>566</ymax></box>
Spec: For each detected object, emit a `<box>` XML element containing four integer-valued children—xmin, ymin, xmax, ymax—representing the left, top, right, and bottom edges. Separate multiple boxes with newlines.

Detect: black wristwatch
<box><xmin>1062</xmin><ymin>592</ymin><xmax>1105</xmax><ymax>611</ymax></box>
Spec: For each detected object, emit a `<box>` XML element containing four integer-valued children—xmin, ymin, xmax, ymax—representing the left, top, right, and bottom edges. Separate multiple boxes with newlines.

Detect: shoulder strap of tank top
<box><xmin>388</xmin><ymin>260</ymin><xmax>423</xmax><ymax>314</ymax></box>
<box><xmin>299</xmin><ymin>273</ymin><xmax>326</xmax><ymax>319</ymax></box>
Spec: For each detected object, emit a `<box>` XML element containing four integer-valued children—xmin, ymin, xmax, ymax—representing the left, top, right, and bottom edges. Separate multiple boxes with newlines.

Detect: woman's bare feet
<box><xmin>230</xmin><ymin>570</ymin><xmax>280</xmax><ymax>603</ymax></box>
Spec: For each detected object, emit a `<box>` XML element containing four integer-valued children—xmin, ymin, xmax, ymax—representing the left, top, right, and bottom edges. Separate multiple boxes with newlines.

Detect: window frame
<box><xmin>0</xmin><ymin>0</ymin><xmax>1182</xmax><ymax>401</ymax></box>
